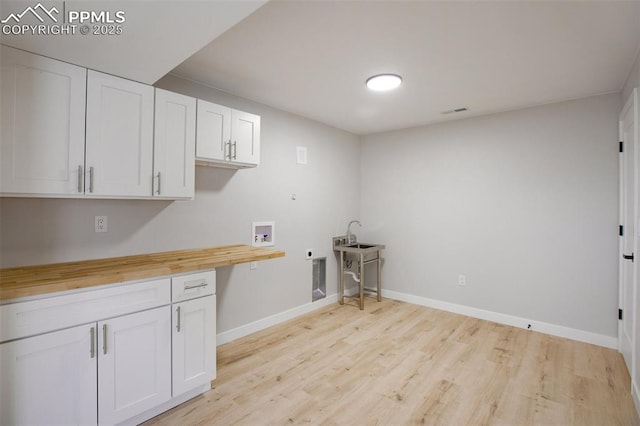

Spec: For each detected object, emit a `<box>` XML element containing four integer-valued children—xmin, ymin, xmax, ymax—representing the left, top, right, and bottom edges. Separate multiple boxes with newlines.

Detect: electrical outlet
<box><xmin>458</xmin><ymin>274</ymin><xmax>466</xmax><ymax>286</ymax></box>
<box><xmin>95</xmin><ymin>216</ymin><xmax>107</xmax><ymax>233</ymax></box>
<box><xmin>250</xmin><ymin>262</ymin><xmax>257</xmax><ymax>270</ymax></box>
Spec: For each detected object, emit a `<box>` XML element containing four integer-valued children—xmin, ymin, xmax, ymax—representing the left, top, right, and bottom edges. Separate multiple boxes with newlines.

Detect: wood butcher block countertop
<box><xmin>0</xmin><ymin>245</ymin><xmax>285</xmax><ymax>301</ymax></box>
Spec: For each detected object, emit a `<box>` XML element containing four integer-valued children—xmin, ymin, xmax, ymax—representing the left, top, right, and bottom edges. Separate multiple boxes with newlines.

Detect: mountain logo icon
<box><xmin>1</xmin><ymin>3</ymin><xmax>59</xmax><ymax>24</ymax></box>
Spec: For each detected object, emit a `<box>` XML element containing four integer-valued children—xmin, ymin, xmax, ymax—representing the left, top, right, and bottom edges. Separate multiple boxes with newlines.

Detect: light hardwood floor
<box><xmin>145</xmin><ymin>297</ymin><xmax>639</xmax><ymax>425</ymax></box>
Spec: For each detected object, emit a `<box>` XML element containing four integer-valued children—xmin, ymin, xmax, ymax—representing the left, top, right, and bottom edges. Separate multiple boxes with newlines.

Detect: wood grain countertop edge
<box><xmin>0</xmin><ymin>245</ymin><xmax>286</xmax><ymax>301</ymax></box>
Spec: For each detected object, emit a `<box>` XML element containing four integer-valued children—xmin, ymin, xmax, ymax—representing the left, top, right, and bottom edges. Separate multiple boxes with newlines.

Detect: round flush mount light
<box><xmin>366</xmin><ymin>74</ymin><xmax>402</xmax><ymax>91</ymax></box>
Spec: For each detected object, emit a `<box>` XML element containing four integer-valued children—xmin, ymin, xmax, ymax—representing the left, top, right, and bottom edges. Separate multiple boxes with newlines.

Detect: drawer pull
<box><xmin>184</xmin><ymin>279</ymin><xmax>208</xmax><ymax>290</ymax></box>
<box><xmin>90</xmin><ymin>327</ymin><xmax>95</xmax><ymax>358</ymax></box>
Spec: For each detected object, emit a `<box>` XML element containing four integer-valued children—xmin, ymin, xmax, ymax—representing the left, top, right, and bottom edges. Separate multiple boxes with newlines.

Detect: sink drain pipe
<box><xmin>344</xmin><ymin>271</ymin><xmax>360</xmax><ymax>282</ymax></box>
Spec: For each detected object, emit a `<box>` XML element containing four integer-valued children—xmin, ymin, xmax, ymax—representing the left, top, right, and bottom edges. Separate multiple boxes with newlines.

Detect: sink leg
<box><xmin>339</xmin><ymin>252</ymin><xmax>344</xmax><ymax>305</ymax></box>
<box><xmin>359</xmin><ymin>253</ymin><xmax>365</xmax><ymax>310</ymax></box>
<box><xmin>377</xmin><ymin>251</ymin><xmax>382</xmax><ymax>302</ymax></box>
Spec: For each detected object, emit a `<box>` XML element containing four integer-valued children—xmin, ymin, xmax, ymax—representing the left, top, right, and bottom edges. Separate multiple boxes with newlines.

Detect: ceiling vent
<box><xmin>442</xmin><ymin>107</ymin><xmax>468</xmax><ymax>115</ymax></box>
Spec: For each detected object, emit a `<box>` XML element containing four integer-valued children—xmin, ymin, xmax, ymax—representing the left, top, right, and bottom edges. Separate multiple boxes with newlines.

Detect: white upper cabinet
<box><xmin>196</xmin><ymin>99</ymin><xmax>230</xmax><ymax>163</ymax></box>
<box><xmin>1</xmin><ymin>47</ymin><xmax>258</xmax><ymax>198</ymax></box>
<box><xmin>86</xmin><ymin>70</ymin><xmax>154</xmax><ymax>197</ymax></box>
<box><xmin>154</xmin><ymin>89</ymin><xmax>196</xmax><ymax>199</ymax></box>
<box><xmin>196</xmin><ymin>99</ymin><xmax>260</xmax><ymax>168</ymax></box>
<box><xmin>0</xmin><ymin>45</ymin><xmax>87</xmax><ymax>196</ymax></box>
<box><xmin>231</xmin><ymin>109</ymin><xmax>261</xmax><ymax>166</ymax></box>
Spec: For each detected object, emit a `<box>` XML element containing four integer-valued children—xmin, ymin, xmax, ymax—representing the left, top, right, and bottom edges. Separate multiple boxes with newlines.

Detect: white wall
<box><xmin>360</xmin><ymin>93</ymin><xmax>620</xmax><ymax>338</ymax></box>
<box><xmin>0</xmin><ymin>78</ymin><xmax>625</xmax><ymax>342</ymax></box>
<box><xmin>623</xmin><ymin>47</ymin><xmax>640</xmax><ymax>103</ymax></box>
<box><xmin>0</xmin><ymin>74</ymin><xmax>360</xmax><ymax>333</ymax></box>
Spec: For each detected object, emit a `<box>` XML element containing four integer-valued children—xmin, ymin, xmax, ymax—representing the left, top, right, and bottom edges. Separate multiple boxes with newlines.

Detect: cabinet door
<box><xmin>154</xmin><ymin>89</ymin><xmax>196</xmax><ymax>199</ymax></box>
<box><xmin>196</xmin><ymin>99</ymin><xmax>231</xmax><ymax>162</ymax></box>
<box><xmin>172</xmin><ymin>295</ymin><xmax>216</xmax><ymax>396</ymax></box>
<box><xmin>0</xmin><ymin>45</ymin><xmax>86</xmax><ymax>196</ymax></box>
<box><xmin>98</xmin><ymin>306</ymin><xmax>171</xmax><ymax>425</ymax></box>
<box><xmin>231</xmin><ymin>109</ymin><xmax>260</xmax><ymax>166</ymax></box>
<box><xmin>0</xmin><ymin>324</ymin><xmax>97</xmax><ymax>426</ymax></box>
<box><xmin>86</xmin><ymin>70</ymin><xmax>154</xmax><ymax>197</ymax></box>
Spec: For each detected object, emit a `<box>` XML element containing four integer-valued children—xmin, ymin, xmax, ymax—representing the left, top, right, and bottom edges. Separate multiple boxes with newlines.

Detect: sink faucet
<box><xmin>346</xmin><ymin>220</ymin><xmax>361</xmax><ymax>245</ymax></box>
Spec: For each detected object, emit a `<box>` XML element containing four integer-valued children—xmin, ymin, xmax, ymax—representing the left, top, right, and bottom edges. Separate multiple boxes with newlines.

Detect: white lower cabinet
<box><xmin>98</xmin><ymin>306</ymin><xmax>172</xmax><ymax>425</ymax></box>
<box><xmin>0</xmin><ymin>324</ymin><xmax>98</xmax><ymax>426</ymax></box>
<box><xmin>171</xmin><ymin>270</ymin><xmax>217</xmax><ymax>397</ymax></box>
<box><xmin>172</xmin><ymin>295</ymin><xmax>216</xmax><ymax>396</ymax></box>
<box><xmin>0</xmin><ymin>271</ymin><xmax>216</xmax><ymax>426</ymax></box>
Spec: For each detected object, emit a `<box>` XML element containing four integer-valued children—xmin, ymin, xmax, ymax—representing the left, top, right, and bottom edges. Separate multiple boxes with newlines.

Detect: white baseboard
<box><xmin>119</xmin><ymin>384</ymin><xmax>210</xmax><ymax>426</ymax></box>
<box><xmin>633</xmin><ymin>381</ymin><xmax>640</xmax><ymax>419</ymax></box>
<box><xmin>382</xmin><ymin>289</ymin><xmax>618</xmax><ymax>349</ymax></box>
<box><xmin>216</xmin><ymin>294</ymin><xmax>338</xmax><ymax>346</ymax></box>
<box><xmin>216</xmin><ymin>288</ymin><xmax>617</xmax><ymax>350</ymax></box>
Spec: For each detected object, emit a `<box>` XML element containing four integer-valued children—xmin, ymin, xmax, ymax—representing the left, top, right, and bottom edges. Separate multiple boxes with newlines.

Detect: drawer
<box><xmin>172</xmin><ymin>270</ymin><xmax>215</xmax><ymax>302</ymax></box>
<box><xmin>0</xmin><ymin>278</ymin><xmax>170</xmax><ymax>343</ymax></box>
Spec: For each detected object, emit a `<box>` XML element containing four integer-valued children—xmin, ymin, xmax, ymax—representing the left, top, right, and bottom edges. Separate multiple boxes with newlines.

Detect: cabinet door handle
<box><xmin>102</xmin><ymin>324</ymin><xmax>107</xmax><ymax>354</ymax></box>
<box><xmin>226</xmin><ymin>140</ymin><xmax>232</xmax><ymax>160</ymax></box>
<box><xmin>89</xmin><ymin>167</ymin><xmax>95</xmax><ymax>193</ymax></box>
<box><xmin>176</xmin><ymin>306</ymin><xmax>181</xmax><ymax>333</ymax></box>
<box><xmin>232</xmin><ymin>141</ymin><xmax>237</xmax><ymax>160</ymax></box>
<box><xmin>184</xmin><ymin>279</ymin><xmax>207</xmax><ymax>290</ymax></box>
<box><xmin>623</xmin><ymin>253</ymin><xmax>634</xmax><ymax>262</ymax></box>
<box><xmin>90</xmin><ymin>326</ymin><xmax>95</xmax><ymax>358</ymax></box>
<box><xmin>78</xmin><ymin>165</ymin><xmax>83</xmax><ymax>193</ymax></box>
<box><xmin>156</xmin><ymin>172</ymin><xmax>161</xmax><ymax>195</ymax></box>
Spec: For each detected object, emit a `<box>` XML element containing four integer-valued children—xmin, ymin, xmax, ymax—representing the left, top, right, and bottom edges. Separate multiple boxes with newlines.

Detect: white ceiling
<box><xmin>0</xmin><ymin>0</ymin><xmax>266</xmax><ymax>84</ymax></box>
<box><xmin>172</xmin><ymin>1</ymin><xmax>640</xmax><ymax>135</ymax></box>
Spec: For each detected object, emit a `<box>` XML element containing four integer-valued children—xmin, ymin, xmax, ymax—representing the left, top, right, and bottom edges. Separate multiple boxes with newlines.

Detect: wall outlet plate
<box><xmin>95</xmin><ymin>216</ymin><xmax>107</xmax><ymax>233</ymax></box>
<box><xmin>305</xmin><ymin>249</ymin><xmax>313</xmax><ymax>260</ymax></box>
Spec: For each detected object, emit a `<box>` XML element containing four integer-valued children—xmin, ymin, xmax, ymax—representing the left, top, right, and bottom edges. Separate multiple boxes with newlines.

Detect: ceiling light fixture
<box><xmin>366</xmin><ymin>74</ymin><xmax>402</xmax><ymax>91</ymax></box>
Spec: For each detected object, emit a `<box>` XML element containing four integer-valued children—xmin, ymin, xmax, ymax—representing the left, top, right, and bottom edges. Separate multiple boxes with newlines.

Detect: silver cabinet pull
<box><xmin>226</xmin><ymin>140</ymin><xmax>232</xmax><ymax>160</ymax></box>
<box><xmin>184</xmin><ymin>279</ymin><xmax>207</xmax><ymax>290</ymax></box>
<box><xmin>232</xmin><ymin>141</ymin><xmax>237</xmax><ymax>160</ymax></box>
<box><xmin>176</xmin><ymin>306</ymin><xmax>181</xmax><ymax>332</ymax></box>
<box><xmin>102</xmin><ymin>324</ymin><xmax>107</xmax><ymax>354</ymax></box>
<box><xmin>156</xmin><ymin>172</ymin><xmax>161</xmax><ymax>195</ymax></box>
<box><xmin>90</xmin><ymin>326</ymin><xmax>95</xmax><ymax>358</ymax></box>
<box><xmin>78</xmin><ymin>165</ymin><xmax>83</xmax><ymax>193</ymax></box>
<box><xmin>89</xmin><ymin>167</ymin><xmax>94</xmax><ymax>193</ymax></box>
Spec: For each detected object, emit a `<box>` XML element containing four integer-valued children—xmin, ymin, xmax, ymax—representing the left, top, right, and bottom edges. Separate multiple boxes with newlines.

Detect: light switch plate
<box><xmin>296</xmin><ymin>146</ymin><xmax>307</xmax><ymax>165</ymax></box>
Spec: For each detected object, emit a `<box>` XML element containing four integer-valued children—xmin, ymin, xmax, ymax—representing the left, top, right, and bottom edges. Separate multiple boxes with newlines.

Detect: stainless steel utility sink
<box><xmin>333</xmin><ymin>235</ymin><xmax>385</xmax><ymax>310</ymax></box>
<box><xmin>336</xmin><ymin>243</ymin><xmax>384</xmax><ymax>255</ymax></box>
